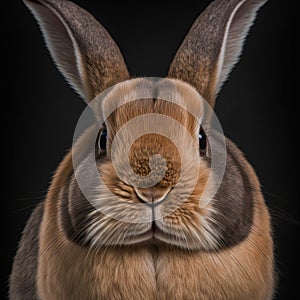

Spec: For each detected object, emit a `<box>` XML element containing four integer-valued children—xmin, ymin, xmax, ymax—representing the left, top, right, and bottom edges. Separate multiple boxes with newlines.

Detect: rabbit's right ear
<box><xmin>24</xmin><ymin>0</ymin><xmax>129</xmax><ymax>102</ymax></box>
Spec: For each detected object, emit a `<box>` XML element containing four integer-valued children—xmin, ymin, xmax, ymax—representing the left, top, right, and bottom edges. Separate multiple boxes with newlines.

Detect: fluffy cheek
<box><xmin>85</xmin><ymin>158</ymin><xmax>217</xmax><ymax>250</ymax></box>
<box><xmin>84</xmin><ymin>161</ymin><xmax>152</xmax><ymax>246</ymax></box>
<box><xmin>154</xmin><ymin>163</ymin><xmax>220</xmax><ymax>251</ymax></box>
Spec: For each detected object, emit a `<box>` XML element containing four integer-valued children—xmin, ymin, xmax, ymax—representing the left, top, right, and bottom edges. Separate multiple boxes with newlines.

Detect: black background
<box><xmin>4</xmin><ymin>0</ymin><xmax>298</xmax><ymax>299</ymax></box>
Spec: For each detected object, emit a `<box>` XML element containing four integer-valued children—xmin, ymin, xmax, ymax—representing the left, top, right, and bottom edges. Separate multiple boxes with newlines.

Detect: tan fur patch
<box><xmin>37</xmin><ymin>79</ymin><xmax>273</xmax><ymax>299</ymax></box>
<box><xmin>38</xmin><ymin>139</ymin><xmax>273</xmax><ymax>299</ymax></box>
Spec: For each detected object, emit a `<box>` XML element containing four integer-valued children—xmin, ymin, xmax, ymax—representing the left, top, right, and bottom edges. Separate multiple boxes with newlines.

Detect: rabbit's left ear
<box><xmin>168</xmin><ymin>0</ymin><xmax>267</xmax><ymax>108</ymax></box>
<box><xmin>24</xmin><ymin>0</ymin><xmax>129</xmax><ymax>102</ymax></box>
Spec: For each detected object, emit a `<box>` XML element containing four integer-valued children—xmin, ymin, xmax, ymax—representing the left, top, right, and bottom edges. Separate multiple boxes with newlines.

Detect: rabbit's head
<box><xmin>25</xmin><ymin>0</ymin><xmax>268</xmax><ymax>251</ymax></box>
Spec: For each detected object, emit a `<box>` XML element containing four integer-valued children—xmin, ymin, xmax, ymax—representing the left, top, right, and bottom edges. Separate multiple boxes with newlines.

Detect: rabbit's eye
<box><xmin>199</xmin><ymin>127</ymin><xmax>207</xmax><ymax>156</ymax></box>
<box><xmin>97</xmin><ymin>129</ymin><xmax>107</xmax><ymax>152</ymax></box>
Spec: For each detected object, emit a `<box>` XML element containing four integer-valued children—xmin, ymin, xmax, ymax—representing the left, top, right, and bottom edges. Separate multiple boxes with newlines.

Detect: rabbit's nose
<box><xmin>134</xmin><ymin>186</ymin><xmax>171</xmax><ymax>204</ymax></box>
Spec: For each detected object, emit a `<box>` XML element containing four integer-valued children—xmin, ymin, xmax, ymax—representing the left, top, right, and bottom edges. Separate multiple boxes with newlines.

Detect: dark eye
<box><xmin>199</xmin><ymin>127</ymin><xmax>207</xmax><ymax>156</ymax></box>
<box><xmin>96</xmin><ymin>129</ymin><xmax>107</xmax><ymax>153</ymax></box>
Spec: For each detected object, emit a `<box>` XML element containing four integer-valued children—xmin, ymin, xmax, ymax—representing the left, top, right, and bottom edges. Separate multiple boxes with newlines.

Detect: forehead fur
<box><xmin>99</xmin><ymin>78</ymin><xmax>205</xmax><ymax>133</ymax></box>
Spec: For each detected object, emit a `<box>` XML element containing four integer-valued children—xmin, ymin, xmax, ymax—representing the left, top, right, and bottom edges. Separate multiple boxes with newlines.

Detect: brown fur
<box><xmin>168</xmin><ymin>0</ymin><xmax>240</xmax><ymax>106</ymax></box>
<box><xmin>35</xmin><ymin>87</ymin><xmax>273</xmax><ymax>298</ymax></box>
<box><xmin>24</xmin><ymin>0</ymin><xmax>129</xmax><ymax>100</ymax></box>
<box><xmin>35</xmin><ymin>128</ymin><xmax>273</xmax><ymax>299</ymax></box>
<box><xmin>169</xmin><ymin>0</ymin><xmax>267</xmax><ymax>108</ymax></box>
<box><xmin>55</xmin><ymin>81</ymin><xmax>218</xmax><ymax>250</ymax></box>
<box><xmin>9</xmin><ymin>202</ymin><xmax>44</xmax><ymax>300</ymax></box>
<box><xmin>11</xmin><ymin>0</ymin><xmax>274</xmax><ymax>299</ymax></box>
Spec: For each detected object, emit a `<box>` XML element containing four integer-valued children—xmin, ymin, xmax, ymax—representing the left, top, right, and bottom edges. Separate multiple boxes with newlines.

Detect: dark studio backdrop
<box><xmin>4</xmin><ymin>0</ymin><xmax>298</xmax><ymax>299</ymax></box>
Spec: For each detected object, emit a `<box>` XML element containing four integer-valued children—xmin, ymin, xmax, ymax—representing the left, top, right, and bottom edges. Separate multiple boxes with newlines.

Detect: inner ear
<box><xmin>25</xmin><ymin>0</ymin><xmax>88</xmax><ymax>99</ymax></box>
<box><xmin>215</xmin><ymin>0</ymin><xmax>267</xmax><ymax>95</ymax></box>
<box><xmin>24</xmin><ymin>0</ymin><xmax>130</xmax><ymax>102</ymax></box>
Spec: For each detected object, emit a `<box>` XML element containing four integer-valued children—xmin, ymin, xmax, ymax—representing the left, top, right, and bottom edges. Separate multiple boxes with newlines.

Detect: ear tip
<box><xmin>23</xmin><ymin>0</ymin><xmax>58</xmax><ymax>9</ymax></box>
<box><xmin>250</xmin><ymin>0</ymin><xmax>269</xmax><ymax>9</ymax></box>
<box><xmin>23</xmin><ymin>0</ymin><xmax>39</xmax><ymax>5</ymax></box>
<box><xmin>23</xmin><ymin>0</ymin><xmax>31</xmax><ymax>6</ymax></box>
<box><xmin>23</xmin><ymin>0</ymin><xmax>41</xmax><ymax>10</ymax></box>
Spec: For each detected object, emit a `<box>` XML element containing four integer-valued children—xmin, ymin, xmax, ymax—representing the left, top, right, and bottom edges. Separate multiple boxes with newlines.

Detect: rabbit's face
<box><xmin>78</xmin><ymin>79</ymin><xmax>219</xmax><ymax>251</ymax></box>
<box><xmin>24</xmin><ymin>0</ymin><xmax>265</xmax><ymax>253</ymax></box>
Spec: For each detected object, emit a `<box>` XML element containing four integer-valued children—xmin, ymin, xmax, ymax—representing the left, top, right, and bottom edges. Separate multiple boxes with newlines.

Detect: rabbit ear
<box><xmin>168</xmin><ymin>0</ymin><xmax>267</xmax><ymax>108</ymax></box>
<box><xmin>24</xmin><ymin>0</ymin><xmax>129</xmax><ymax>101</ymax></box>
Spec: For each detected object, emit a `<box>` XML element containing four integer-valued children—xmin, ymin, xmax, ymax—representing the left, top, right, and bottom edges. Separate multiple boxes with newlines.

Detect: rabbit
<box><xmin>10</xmin><ymin>0</ymin><xmax>274</xmax><ymax>299</ymax></box>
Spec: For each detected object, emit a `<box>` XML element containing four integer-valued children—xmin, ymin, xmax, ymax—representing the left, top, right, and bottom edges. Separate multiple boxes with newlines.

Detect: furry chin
<box><xmin>85</xmin><ymin>219</ymin><xmax>219</xmax><ymax>252</ymax></box>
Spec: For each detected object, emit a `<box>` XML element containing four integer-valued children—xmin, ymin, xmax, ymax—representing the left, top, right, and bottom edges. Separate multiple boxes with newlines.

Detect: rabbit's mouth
<box><xmin>121</xmin><ymin>221</ymin><xmax>184</xmax><ymax>248</ymax></box>
<box><xmin>121</xmin><ymin>218</ymin><xmax>218</xmax><ymax>251</ymax></box>
<box><xmin>150</xmin><ymin>222</ymin><xmax>178</xmax><ymax>243</ymax></box>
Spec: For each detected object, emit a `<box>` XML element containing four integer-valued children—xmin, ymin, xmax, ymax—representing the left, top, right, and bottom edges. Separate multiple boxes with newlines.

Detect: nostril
<box><xmin>134</xmin><ymin>186</ymin><xmax>171</xmax><ymax>204</ymax></box>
